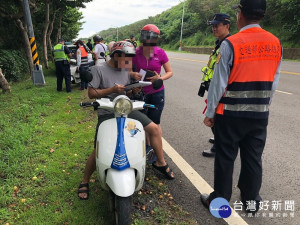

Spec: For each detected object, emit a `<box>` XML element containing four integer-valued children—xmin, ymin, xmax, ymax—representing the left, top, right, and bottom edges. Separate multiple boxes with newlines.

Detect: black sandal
<box><xmin>152</xmin><ymin>162</ymin><xmax>175</xmax><ymax>180</ymax></box>
<box><xmin>78</xmin><ymin>183</ymin><xmax>89</xmax><ymax>200</ymax></box>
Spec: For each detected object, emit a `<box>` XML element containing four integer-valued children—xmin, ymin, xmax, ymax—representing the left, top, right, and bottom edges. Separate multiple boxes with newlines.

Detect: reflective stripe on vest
<box><xmin>216</xmin><ymin>27</ymin><xmax>281</xmax><ymax>119</ymax></box>
<box><xmin>53</xmin><ymin>44</ymin><xmax>68</xmax><ymax>61</ymax></box>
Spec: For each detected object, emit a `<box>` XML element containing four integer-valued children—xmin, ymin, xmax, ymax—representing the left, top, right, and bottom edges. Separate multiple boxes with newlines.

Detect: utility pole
<box><xmin>179</xmin><ymin>0</ymin><xmax>185</xmax><ymax>51</ymax></box>
<box><xmin>117</xmin><ymin>27</ymin><xmax>119</xmax><ymax>42</ymax></box>
<box><xmin>23</xmin><ymin>0</ymin><xmax>45</xmax><ymax>85</ymax></box>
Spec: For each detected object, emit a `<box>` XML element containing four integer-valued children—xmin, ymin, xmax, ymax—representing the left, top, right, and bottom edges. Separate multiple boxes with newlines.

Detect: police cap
<box><xmin>233</xmin><ymin>0</ymin><xmax>266</xmax><ymax>17</ymax></box>
<box><xmin>209</xmin><ymin>13</ymin><xmax>231</xmax><ymax>25</ymax></box>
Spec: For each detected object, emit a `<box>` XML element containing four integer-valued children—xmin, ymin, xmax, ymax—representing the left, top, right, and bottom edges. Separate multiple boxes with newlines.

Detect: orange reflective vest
<box><xmin>79</xmin><ymin>46</ymin><xmax>89</xmax><ymax>67</ymax></box>
<box><xmin>216</xmin><ymin>27</ymin><xmax>282</xmax><ymax>119</ymax></box>
<box><xmin>79</xmin><ymin>46</ymin><xmax>88</xmax><ymax>57</ymax></box>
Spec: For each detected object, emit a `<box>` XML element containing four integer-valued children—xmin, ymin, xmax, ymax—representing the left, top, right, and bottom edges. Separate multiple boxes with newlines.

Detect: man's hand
<box><xmin>131</xmin><ymin>72</ymin><xmax>142</xmax><ymax>81</ymax></box>
<box><xmin>204</xmin><ymin>116</ymin><xmax>214</xmax><ymax>127</ymax></box>
<box><xmin>113</xmin><ymin>84</ymin><xmax>126</xmax><ymax>94</ymax></box>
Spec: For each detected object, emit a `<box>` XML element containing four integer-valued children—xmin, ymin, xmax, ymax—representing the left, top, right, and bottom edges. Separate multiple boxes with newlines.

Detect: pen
<box><xmin>114</xmin><ymin>83</ymin><xmax>128</xmax><ymax>91</ymax></box>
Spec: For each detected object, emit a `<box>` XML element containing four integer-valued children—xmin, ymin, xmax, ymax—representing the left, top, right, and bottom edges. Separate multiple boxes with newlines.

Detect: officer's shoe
<box><xmin>200</xmin><ymin>193</ymin><xmax>211</xmax><ymax>209</ymax></box>
<box><xmin>209</xmin><ymin>138</ymin><xmax>215</xmax><ymax>144</ymax></box>
<box><xmin>202</xmin><ymin>147</ymin><xmax>216</xmax><ymax>157</ymax></box>
<box><xmin>240</xmin><ymin>193</ymin><xmax>260</xmax><ymax>214</ymax></box>
<box><xmin>242</xmin><ymin>200</ymin><xmax>260</xmax><ymax>214</ymax></box>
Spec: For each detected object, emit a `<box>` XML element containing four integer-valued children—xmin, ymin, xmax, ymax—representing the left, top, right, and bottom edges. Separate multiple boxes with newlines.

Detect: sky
<box><xmin>77</xmin><ymin>0</ymin><xmax>181</xmax><ymax>38</ymax></box>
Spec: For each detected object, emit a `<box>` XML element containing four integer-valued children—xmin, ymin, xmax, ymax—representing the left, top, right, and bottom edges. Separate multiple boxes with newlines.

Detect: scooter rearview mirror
<box><xmin>80</xmin><ymin>70</ymin><xmax>93</xmax><ymax>83</ymax></box>
<box><xmin>152</xmin><ymin>79</ymin><xmax>163</xmax><ymax>90</ymax></box>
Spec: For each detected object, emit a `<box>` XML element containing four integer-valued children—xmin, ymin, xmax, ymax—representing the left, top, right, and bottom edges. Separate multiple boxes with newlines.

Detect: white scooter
<box><xmin>80</xmin><ymin>72</ymin><xmax>162</xmax><ymax>225</ymax></box>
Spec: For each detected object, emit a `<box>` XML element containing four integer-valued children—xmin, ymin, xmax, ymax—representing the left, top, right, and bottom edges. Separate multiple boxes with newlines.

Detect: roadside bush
<box><xmin>0</xmin><ymin>50</ymin><xmax>29</xmax><ymax>82</ymax></box>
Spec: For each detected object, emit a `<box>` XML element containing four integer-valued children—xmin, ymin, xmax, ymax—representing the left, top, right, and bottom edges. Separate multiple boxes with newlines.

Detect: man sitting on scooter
<box><xmin>78</xmin><ymin>41</ymin><xmax>175</xmax><ymax>200</ymax></box>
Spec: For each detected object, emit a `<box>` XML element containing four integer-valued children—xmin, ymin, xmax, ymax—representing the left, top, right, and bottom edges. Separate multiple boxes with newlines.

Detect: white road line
<box><xmin>162</xmin><ymin>137</ymin><xmax>248</xmax><ymax>225</ymax></box>
<box><xmin>276</xmin><ymin>90</ymin><xmax>293</xmax><ymax>95</ymax></box>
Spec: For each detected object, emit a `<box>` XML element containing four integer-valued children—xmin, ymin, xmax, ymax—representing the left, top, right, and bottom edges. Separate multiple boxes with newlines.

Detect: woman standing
<box><xmin>132</xmin><ymin>24</ymin><xmax>173</xmax><ymax>161</ymax></box>
<box><xmin>75</xmin><ymin>40</ymin><xmax>90</xmax><ymax>90</ymax></box>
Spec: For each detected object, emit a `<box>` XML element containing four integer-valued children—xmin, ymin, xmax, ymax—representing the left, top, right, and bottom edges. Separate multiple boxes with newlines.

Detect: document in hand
<box><xmin>139</xmin><ymin>69</ymin><xmax>155</xmax><ymax>81</ymax></box>
<box><xmin>125</xmin><ymin>81</ymin><xmax>152</xmax><ymax>89</ymax></box>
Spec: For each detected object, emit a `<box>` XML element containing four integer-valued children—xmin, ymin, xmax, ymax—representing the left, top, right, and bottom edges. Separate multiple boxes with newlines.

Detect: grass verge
<box><xmin>0</xmin><ymin>64</ymin><xmax>196</xmax><ymax>225</ymax></box>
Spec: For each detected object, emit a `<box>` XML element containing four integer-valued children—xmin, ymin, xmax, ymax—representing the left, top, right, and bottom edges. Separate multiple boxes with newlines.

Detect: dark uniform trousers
<box><xmin>211</xmin><ymin>114</ymin><xmax>268</xmax><ymax>202</ymax></box>
<box><xmin>55</xmin><ymin>61</ymin><xmax>71</xmax><ymax>92</ymax></box>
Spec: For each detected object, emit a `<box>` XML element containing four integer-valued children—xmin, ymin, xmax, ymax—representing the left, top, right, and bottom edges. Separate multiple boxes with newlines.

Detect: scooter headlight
<box><xmin>114</xmin><ymin>98</ymin><xmax>133</xmax><ymax>115</ymax></box>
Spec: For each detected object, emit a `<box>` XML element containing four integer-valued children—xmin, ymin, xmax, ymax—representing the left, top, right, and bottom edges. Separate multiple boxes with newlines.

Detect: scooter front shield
<box><xmin>106</xmin><ymin>168</ymin><xmax>135</xmax><ymax>197</ymax></box>
<box><xmin>96</xmin><ymin>117</ymin><xmax>146</xmax><ymax>191</ymax></box>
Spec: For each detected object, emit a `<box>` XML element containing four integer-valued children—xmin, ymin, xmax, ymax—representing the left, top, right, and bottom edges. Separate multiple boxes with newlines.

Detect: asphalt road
<box><xmin>159</xmin><ymin>51</ymin><xmax>300</xmax><ymax>225</ymax></box>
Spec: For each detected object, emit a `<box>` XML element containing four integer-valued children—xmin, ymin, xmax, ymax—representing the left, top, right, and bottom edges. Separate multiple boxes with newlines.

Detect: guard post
<box><xmin>23</xmin><ymin>0</ymin><xmax>45</xmax><ymax>85</ymax></box>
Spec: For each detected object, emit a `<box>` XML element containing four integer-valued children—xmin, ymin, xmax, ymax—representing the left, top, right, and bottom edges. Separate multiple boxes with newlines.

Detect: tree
<box><xmin>279</xmin><ymin>0</ymin><xmax>300</xmax><ymax>44</ymax></box>
<box><xmin>0</xmin><ymin>0</ymin><xmax>36</xmax><ymax>77</ymax></box>
<box><xmin>0</xmin><ymin>68</ymin><xmax>11</xmax><ymax>93</ymax></box>
<box><xmin>43</xmin><ymin>0</ymin><xmax>50</xmax><ymax>69</ymax></box>
<box><xmin>47</xmin><ymin>3</ymin><xmax>58</xmax><ymax>62</ymax></box>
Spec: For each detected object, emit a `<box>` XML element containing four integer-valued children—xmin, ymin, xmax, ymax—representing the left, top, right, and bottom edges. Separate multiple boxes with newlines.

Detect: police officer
<box><xmin>86</xmin><ymin>38</ymin><xmax>93</xmax><ymax>52</ymax></box>
<box><xmin>130</xmin><ymin>35</ymin><xmax>137</xmax><ymax>48</ymax></box>
<box><xmin>53</xmin><ymin>38</ymin><xmax>72</xmax><ymax>92</ymax></box>
<box><xmin>199</xmin><ymin>13</ymin><xmax>231</xmax><ymax>157</ymax></box>
<box><xmin>200</xmin><ymin>0</ymin><xmax>282</xmax><ymax>214</ymax></box>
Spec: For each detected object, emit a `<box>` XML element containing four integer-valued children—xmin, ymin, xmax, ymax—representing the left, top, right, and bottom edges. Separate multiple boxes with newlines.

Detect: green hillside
<box><xmin>94</xmin><ymin>0</ymin><xmax>300</xmax><ymax>49</ymax></box>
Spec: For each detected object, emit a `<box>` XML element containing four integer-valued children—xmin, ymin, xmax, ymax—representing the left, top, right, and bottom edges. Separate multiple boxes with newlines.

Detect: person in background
<box><xmin>130</xmin><ymin>35</ymin><xmax>137</xmax><ymax>48</ymax></box>
<box><xmin>131</xmin><ymin>24</ymin><xmax>173</xmax><ymax>164</ymax></box>
<box><xmin>200</xmin><ymin>0</ymin><xmax>282</xmax><ymax>214</ymax></box>
<box><xmin>53</xmin><ymin>38</ymin><xmax>72</xmax><ymax>92</ymax></box>
<box><xmin>93</xmin><ymin>35</ymin><xmax>108</xmax><ymax>66</ymax></box>
<box><xmin>75</xmin><ymin>40</ymin><xmax>90</xmax><ymax>90</ymax></box>
<box><xmin>86</xmin><ymin>38</ymin><xmax>93</xmax><ymax>51</ymax></box>
<box><xmin>199</xmin><ymin>13</ymin><xmax>231</xmax><ymax>158</ymax></box>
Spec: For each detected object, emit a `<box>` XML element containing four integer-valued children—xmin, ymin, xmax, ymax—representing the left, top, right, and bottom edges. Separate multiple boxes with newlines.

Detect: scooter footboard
<box><xmin>106</xmin><ymin>168</ymin><xmax>135</xmax><ymax>197</ymax></box>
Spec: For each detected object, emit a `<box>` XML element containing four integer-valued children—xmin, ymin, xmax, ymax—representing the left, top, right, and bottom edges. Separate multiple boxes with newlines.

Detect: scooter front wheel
<box><xmin>109</xmin><ymin>190</ymin><xmax>132</xmax><ymax>225</ymax></box>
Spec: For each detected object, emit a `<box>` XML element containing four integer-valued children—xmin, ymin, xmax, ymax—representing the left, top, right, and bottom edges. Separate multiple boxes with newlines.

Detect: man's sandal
<box><xmin>152</xmin><ymin>162</ymin><xmax>175</xmax><ymax>180</ymax></box>
<box><xmin>78</xmin><ymin>183</ymin><xmax>89</xmax><ymax>200</ymax></box>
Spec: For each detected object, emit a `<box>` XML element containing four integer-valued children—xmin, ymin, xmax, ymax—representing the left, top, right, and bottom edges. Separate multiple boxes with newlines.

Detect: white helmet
<box><xmin>110</xmin><ymin>41</ymin><xmax>136</xmax><ymax>57</ymax></box>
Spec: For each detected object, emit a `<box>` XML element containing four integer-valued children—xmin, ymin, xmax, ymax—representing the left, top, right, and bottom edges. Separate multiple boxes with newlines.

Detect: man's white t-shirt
<box><xmin>94</xmin><ymin>43</ymin><xmax>108</xmax><ymax>59</ymax></box>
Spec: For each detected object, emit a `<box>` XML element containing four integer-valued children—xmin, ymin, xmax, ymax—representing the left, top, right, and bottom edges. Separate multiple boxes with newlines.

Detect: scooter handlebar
<box><xmin>80</xmin><ymin>100</ymin><xmax>156</xmax><ymax>110</ymax></box>
<box><xmin>79</xmin><ymin>101</ymin><xmax>99</xmax><ymax>108</ymax></box>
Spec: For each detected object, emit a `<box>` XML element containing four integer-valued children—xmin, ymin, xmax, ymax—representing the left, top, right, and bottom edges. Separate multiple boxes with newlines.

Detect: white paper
<box><xmin>125</xmin><ymin>81</ymin><xmax>152</xmax><ymax>89</ymax></box>
<box><xmin>139</xmin><ymin>69</ymin><xmax>147</xmax><ymax>81</ymax></box>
